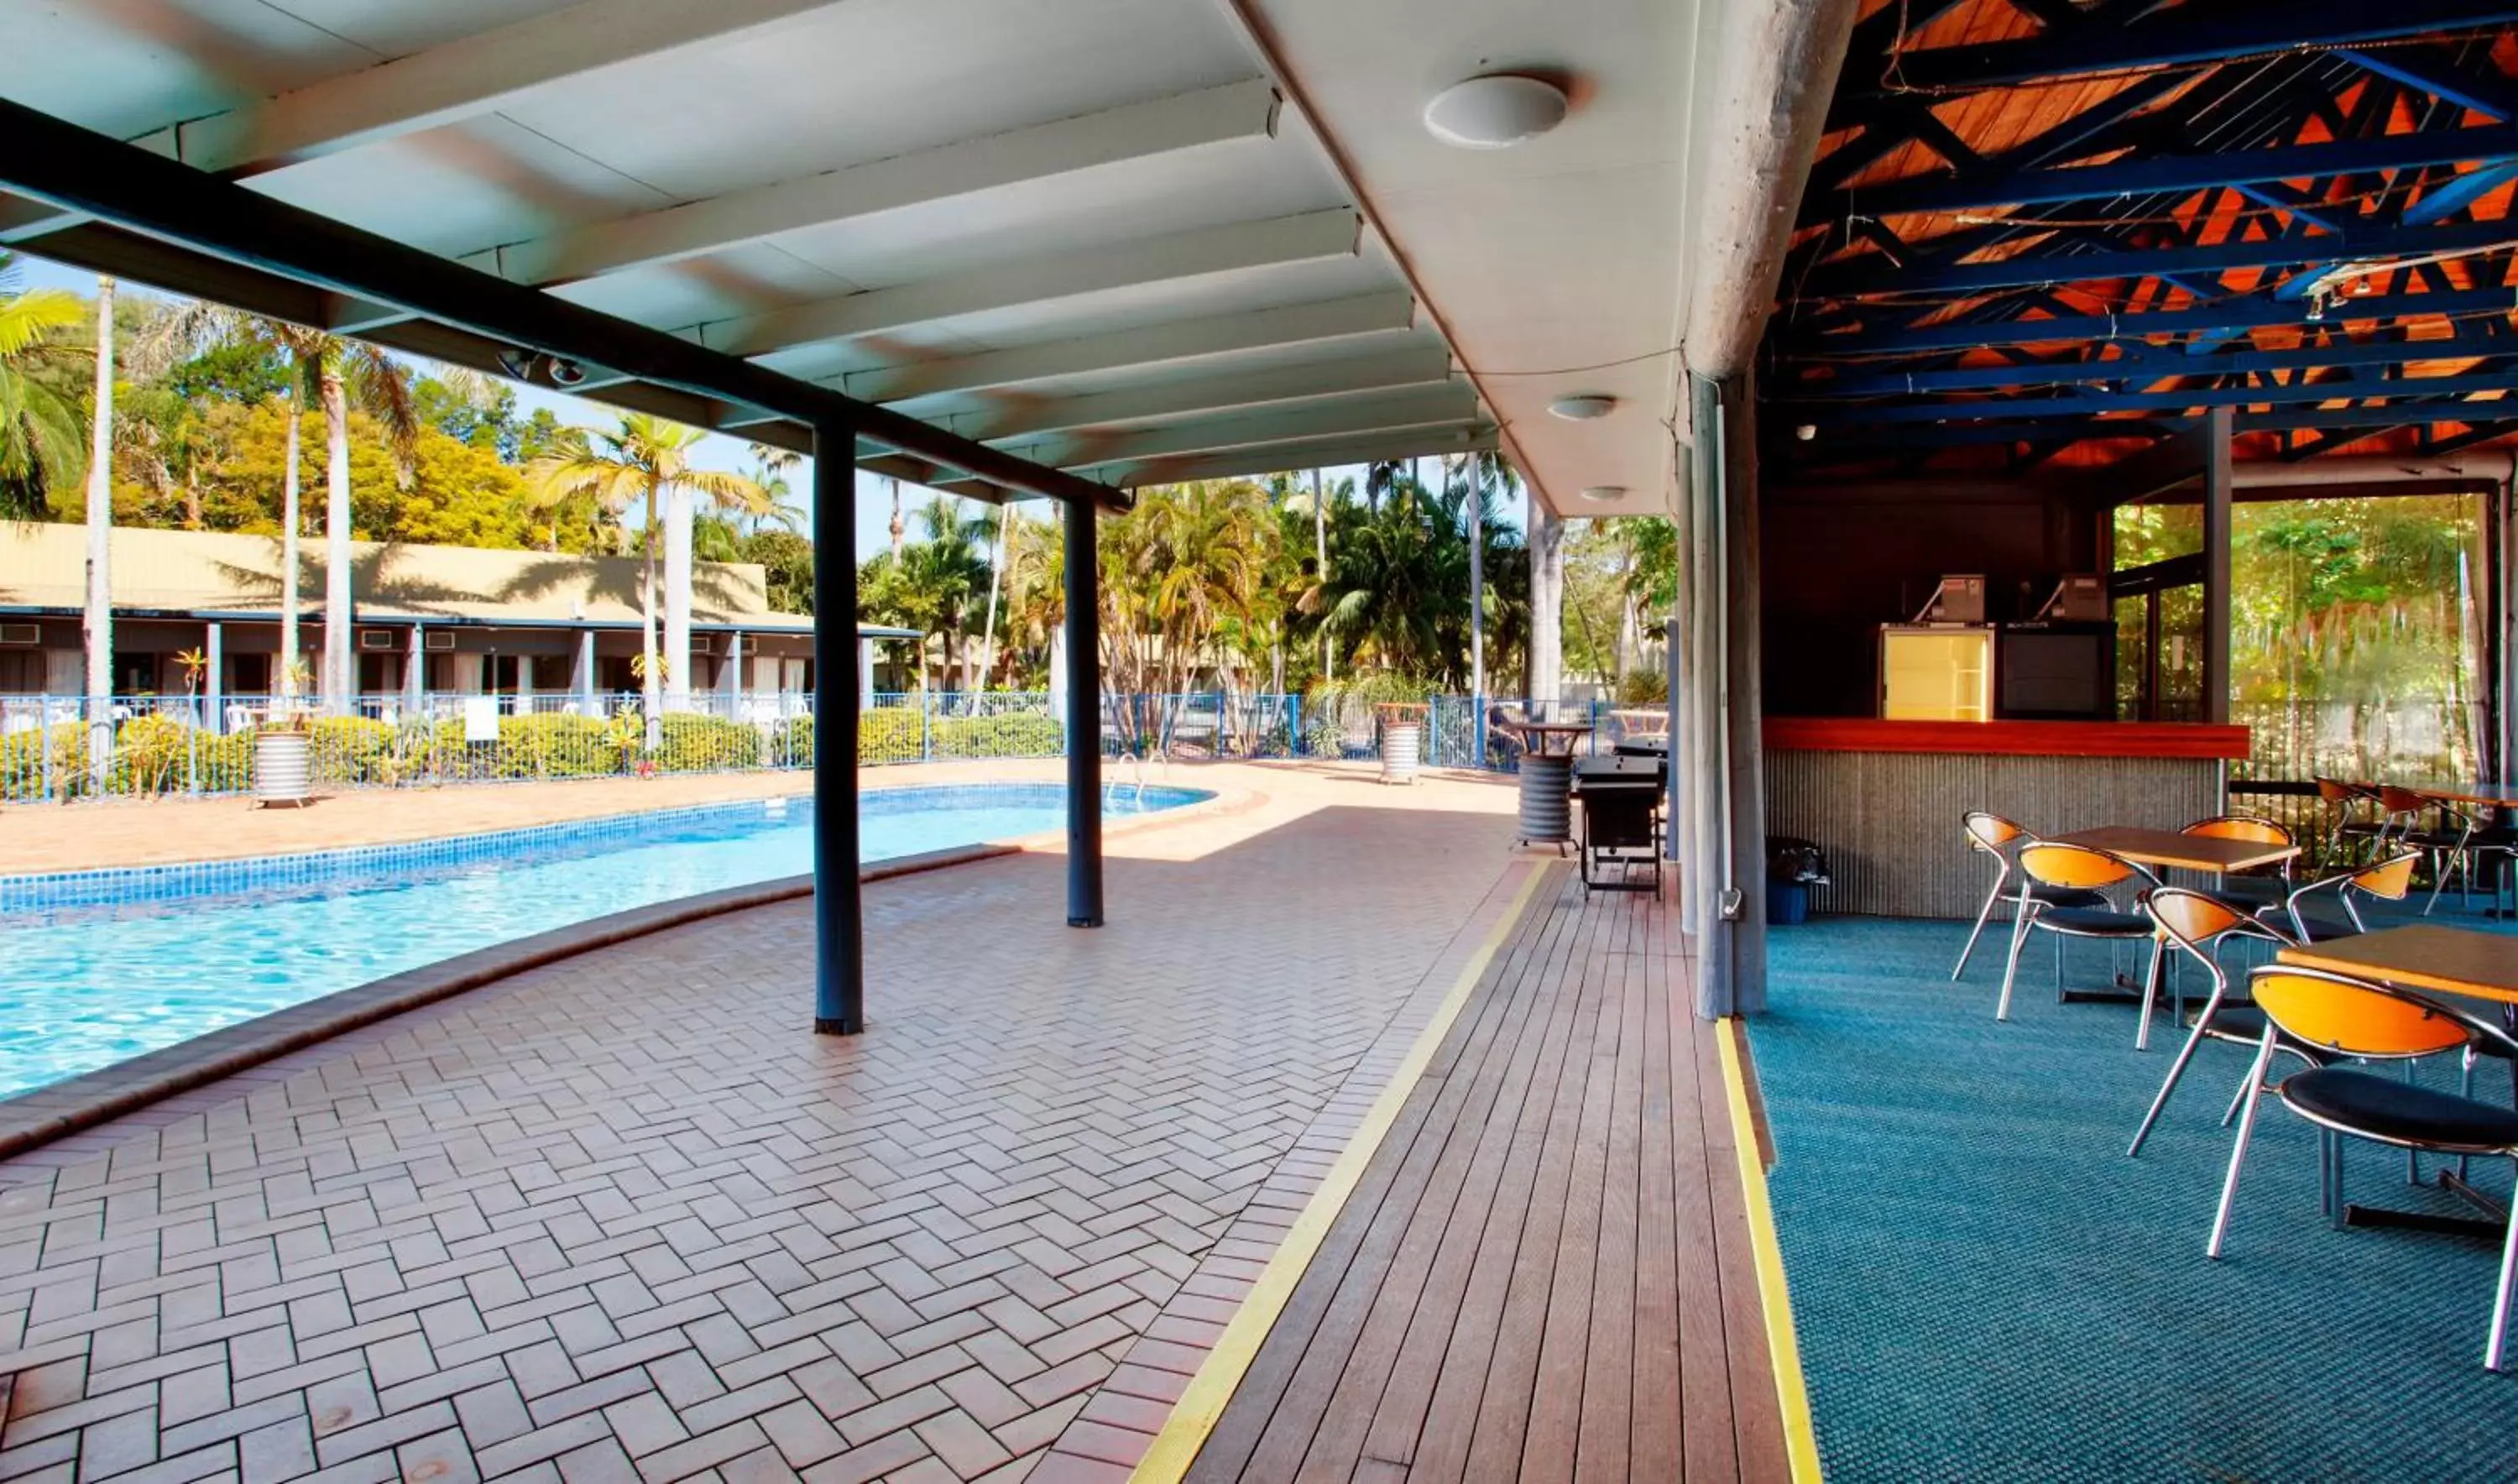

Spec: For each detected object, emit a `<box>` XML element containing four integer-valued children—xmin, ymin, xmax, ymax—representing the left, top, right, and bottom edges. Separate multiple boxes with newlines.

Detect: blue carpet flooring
<box><xmin>1751</xmin><ymin>900</ymin><xmax>2518</xmax><ymax>1483</ymax></box>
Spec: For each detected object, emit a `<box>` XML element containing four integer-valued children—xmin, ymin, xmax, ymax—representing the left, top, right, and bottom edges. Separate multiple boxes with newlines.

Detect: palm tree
<box><xmin>902</xmin><ymin>496</ymin><xmax>991</xmax><ymax>692</ymax></box>
<box><xmin>525</xmin><ymin>415</ymin><xmax>765</xmax><ymax>740</ymax></box>
<box><xmin>744</xmin><ymin>442</ymin><xmax>806</xmax><ymax>534</ymax></box>
<box><xmin>0</xmin><ymin>254</ymin><xmax>85</xmax><ymax>520</ymax></box>
<box><xmin>139</xmin><ymin>306</ymin><xmax>424</xmax><ymax>710</ymax></box>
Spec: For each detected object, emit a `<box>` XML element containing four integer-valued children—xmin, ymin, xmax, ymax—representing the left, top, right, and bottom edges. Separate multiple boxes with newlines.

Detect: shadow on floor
<box><xmin>1751</xmin><ymin>898</ymin><xmax>2518</xmax><ymax>1483</ymax></box>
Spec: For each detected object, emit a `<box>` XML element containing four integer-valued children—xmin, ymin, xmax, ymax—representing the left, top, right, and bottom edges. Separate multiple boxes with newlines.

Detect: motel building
<box><xmin>0</xmin><ymin>3</ymin><xmax>2515</xmax><ymax>1483</ymax></box>
<box><xmin>0</xmin><ymin>524</ymin><xmax>919</xmax><ymax>715</ymax></box>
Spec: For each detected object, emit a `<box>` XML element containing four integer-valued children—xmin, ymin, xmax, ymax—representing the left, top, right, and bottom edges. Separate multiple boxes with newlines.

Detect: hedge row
<box><xmin>3</xmin><ymin>706</ymin><xmax>1072</xmax><ymax>800</ymax></box>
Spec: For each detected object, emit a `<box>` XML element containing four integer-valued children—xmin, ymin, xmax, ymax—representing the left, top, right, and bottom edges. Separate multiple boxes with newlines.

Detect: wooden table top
<box><xmin>2051</xmin><ymin>826</ymin><xmax>2300</xmax><ymax>874</ymax></box>
<box><xmin>2413</xmin><ymin>781</ymin><xmax>2518</xmax><ymax>807</ymax></box>
<box><xmin>2278</xmin><ymin>925</ymin><xmax>2518</xmax><ymax>1006</ymax></box>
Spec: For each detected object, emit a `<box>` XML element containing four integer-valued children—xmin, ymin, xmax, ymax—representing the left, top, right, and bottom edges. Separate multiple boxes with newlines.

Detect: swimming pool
<box><xmin>0</xmin><ymin>783</ymin><xmax>1207</xmax><ymax>1100</ymax></box>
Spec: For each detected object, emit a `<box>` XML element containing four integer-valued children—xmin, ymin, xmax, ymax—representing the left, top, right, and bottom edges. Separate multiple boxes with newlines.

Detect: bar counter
<box><xmin>1763</xmin><ymin>718</ymin><xmax>2250</xmax><ymax>918</ymax></box>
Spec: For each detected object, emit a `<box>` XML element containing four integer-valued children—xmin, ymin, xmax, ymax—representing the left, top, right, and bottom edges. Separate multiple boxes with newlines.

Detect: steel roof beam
<box><xmin>0</xmin><ymin>96</ymin><xmax>1126</xmax><ymax>509</ymax></box>
<box><xmin>1776</xmin><ymin>363</ymin><xmax>2518</xmax><ymax>422</ymax></box>
<box><xmin>996</xmin><ymin>383</ymin><xmax>1478</xmax><ymax>468</ymax></box>
<box><xmin>937</xmin><ymin>349</ymin><xmax>1455</xmax><ymax>442</ymax></box>
<box><xmin>1837</xmin><ymin>1</ymin><xmax>2518</xmax><ymax>100</ymax></box>
<box><xmin>1782</xmin><ymin>325</ymin><xmax>2518</xmax><ymax>395</ymax></box>
<box><xmin>1782</xmin><ymin>284</ymin><xmax>2518</xmax><ymax>356</ymax></box>
<box><xmin>1829</xmin><ymin>122</ymin><xmax>2518</xmax><ymax>217</ymax></box>
<box><xmin>1075</xmin><ymin>424</ymin><xmax>1496</xmax><ymax>488</ymax></box>
<box><xmin>467</xmin><ymin>81</ymin><xmax>1281</xmax><ymax>290</ymax></box>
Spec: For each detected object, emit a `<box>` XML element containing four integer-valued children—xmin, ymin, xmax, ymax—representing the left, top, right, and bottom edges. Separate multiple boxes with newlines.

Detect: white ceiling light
<box><xmin>1548</xmin><ymin>394</ymin><xmax>1617</xmax><ymax>421</ymax></box>
<box><xmin>1424</xmin><ymin>75</ymin><xmax>1570</xmax><ymax>149</ymax></box>
<box><xmin>1579</xmin><ymin>485</ymin><xmax>1627</xmax><ymax>504</ymax></box>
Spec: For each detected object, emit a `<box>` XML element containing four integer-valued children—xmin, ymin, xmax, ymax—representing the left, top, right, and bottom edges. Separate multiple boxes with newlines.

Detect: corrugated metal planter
<box><xmin>1380</xmin><ymin>719</ymin><xmax>1424</xmax><ymax>784</ymax></box>
<box><xmin>253</xmin><ymin>730</ymin><xmax>313</xmax><ymax>807</ymax></box>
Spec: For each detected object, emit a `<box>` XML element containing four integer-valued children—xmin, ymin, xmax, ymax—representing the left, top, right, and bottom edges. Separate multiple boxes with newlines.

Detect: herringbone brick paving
<box><xmin>0</xmin><ymin>764</ymin><xmax>1525</xmax><ymax>1484</ymax></box>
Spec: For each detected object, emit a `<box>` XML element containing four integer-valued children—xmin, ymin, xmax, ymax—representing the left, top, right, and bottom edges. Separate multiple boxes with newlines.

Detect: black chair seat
<box><xmin>2265</xmin><ymin>909</ymin><xmax>2363</xmax><ymax>943</ymax></box>
<box><xmin>2016</xmin><ymin>882</ymin><xmax>2106</xmax><ymax>908</ymax></box>
<box><xmin>2400</xmin><ymin>828</ymin><xmax>2473</xmax><ymax>850</ymax></box>
<box><xmin>2037</xmin><ymin>906</ymin><xmax>2149</xmax><ymax>934</ymax></box>
<box><xmin>2193</xmin><ymin>1004</ymin><xmax>2270</xmax><ymax>1042</ymax></box>
<box><xmin>2212</xmin><ymin>875</ymin><xmax>2290</xmax><ymax>907</ymax></box>
<box><xmin>2281</xmin><ymin>1068</ymin><xmax>2518</xmax><ymax>1151</ymax></box>
<box><xmin>2338</xmin><ymin>822</ymin><xmax>2385</xmax><ymax>838</ymax></box>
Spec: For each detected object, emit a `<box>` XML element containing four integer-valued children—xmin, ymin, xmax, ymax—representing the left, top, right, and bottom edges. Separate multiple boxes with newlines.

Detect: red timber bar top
<box><xmin>1763</xmin><ymin>718</ymin><xmax>2251</xmax><ymax>760</ymax></box>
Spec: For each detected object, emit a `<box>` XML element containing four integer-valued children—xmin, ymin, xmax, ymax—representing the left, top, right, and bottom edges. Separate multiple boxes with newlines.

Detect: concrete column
<box><xmin>1675</xmin><ymin>373</ymin><xmax>1768</xmax><ymax>1018</ymax></box>
<box><xmin>1466</xmin><ymin>457</ymin><xmax>1484</xmax><ymax>701</ymax></box>
<box><xmin>812</xmin><ymin>427</ymin><xmax>865</xmax><ymax>1036</ymax></box>
<box><xmin>515</xmin><ymin>648</ymin><xmax>533</xmax><ymax>713</ymax></box>
<box><xmin>573</xmin><ymin>630</ymin><xmax>597</xmax><ymax>715</ymax></box>
<box><xmin>723</xmin><ymin>630</ymin><xmax>744</xmax><ymax>704</ymax></box>
<box><xmin>857</xmin><ymin>635</ymin><xmax>874</xmax><ymax>713</ymax></box>
<box><xmin>204</xmin><ymin>622</ymin><xmax>223</xmax><ymax>734</ymax></box>
<box><xmin>84</xmin><ymin>275</ymin><xmax>114</xmax><ymax>792</ymax></box>
<box><xmin>1528</xmin><ymin>503</ymin><xmax>1565</xmax><ymax>703</ymax></box>
<box><xmin>664</xmin><ymin>483</ymin><xmax>693</xmax><ymax>708</ymax></box>
<box><xmin>406</xmin><ymin>624</ymin><xmax>427</xmax><ymax>712</ymax></box>
<box><xmin>1064</xmin><ymin>502</ymin><xmax>1104</xmax><ymax>928</ymax></box>
<box><xmin>2202</xmin><ymin>405</ymin><xmax>2233</xmax><ymax>726</ymax></box>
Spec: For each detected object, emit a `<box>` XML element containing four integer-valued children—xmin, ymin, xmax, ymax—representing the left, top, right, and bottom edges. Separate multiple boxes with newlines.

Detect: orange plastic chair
<box><xmin>2127</xmin><ymin>887</ymin><xmax>2302</xmax><ymax>1156</ymax></box>
<box><xmin>2179</xmin><ymin>815</ymin><xmax>2294</xmax><ymax>909</ymax></box>
<box><xmin>2314</xmin><ymin>777</ymin><xmax>2384</xmax><ymax>861</ymax></box>
<box><xmin>2263</xmin><ymin>850</ymin><xmax>2417</xmax><ymax>943</ymax></box>
<box><xmin>1995</xmin><ymin>842</ymin><xmax>2156</xmax><ymax>1024</ymax></box>
<box><xmin>1951</xmin><ymin>812</ymin><xmax>2102</xmax><ymax>981</ymax></box>
<box><xmin>2209</xmin><ymin>967</ymin><xmax>2518</xmax><ymax>1371</ymax></box>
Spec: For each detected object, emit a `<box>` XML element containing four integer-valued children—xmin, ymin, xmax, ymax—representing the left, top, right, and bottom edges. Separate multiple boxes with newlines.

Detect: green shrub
<box><xmin>2</xmin><ymin>721</ymin><xmax>86</xmax><ymax>799</ymax></box>
<box><xmin>489</xmin><ymin>712</ymin><xmax>626</xmax><ymax>780</ymax></box>
<box><xmin>931</xmin><ymin>712</ymin><xmax>1063</xmax><ymax>759</ymax></box>
<box><xmin>650</xmin><ymin>711</ymin><xmax>761</xmax><ymax>774</ymax></box>
<box><xmin>307</xmin><ymin>716</ymin><xmax>398</xmax><ymax>786</ymax></box>
<box><xmin>857</xmin><ymin>707</ymin><xmax>922</xmax><ymax>765</ymax></box>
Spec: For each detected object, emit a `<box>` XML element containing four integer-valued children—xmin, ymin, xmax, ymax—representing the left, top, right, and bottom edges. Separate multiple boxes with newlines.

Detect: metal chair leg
<box><xmin>2135</xmin><ymin>937</ymin><xmax>2165</xmax><ymax>1052</ymax></box>
<box><xmin>2489</xmin><ymin>1156</ymin><xmax>2518</xmax><ymax>1372</ymax></box>
<box><xmin>2220</xmin><ymin>1062</ymin><xmax>2254</xmax><ymax>1127</ymax></box>
<box><xmin>2129</xmin><ymin>983</ymin><xmax>2221</xmax><ymax>1157</ymax></box>
<box><xmin>2209</xmin><ymin>1037</ymin><xmax>2277</xmax><ymax>1258</ymax></box>
<box><xmin>1996</xmin><ymin>893</ymin><xmax>2035</xmax><ymax>1022</ymax></box>
<box><xmin>1952</xmin><ymin>877</ymin><xmax>2003</xmax><ymax>981</ymax></box>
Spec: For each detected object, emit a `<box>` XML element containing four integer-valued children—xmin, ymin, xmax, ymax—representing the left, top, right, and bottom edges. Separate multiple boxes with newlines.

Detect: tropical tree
<box><xmin>525</xmin><ymin>414</ymin><xmax>765</xmax><ymax>738</ymax></box>
<box><xmin>83</xmin><ymin>277</ymin><xmax>116</xmax><ymax>789</ymax></box>
<box><xmin>744</xmin><ymin>443</ymin><xmax>806</xmax><ymax>535</ymax></box>
<box><xmin>0</xmin><ymin>254</ymin><xmax>84</xmax><ymax>520</ymax></box>
<box><xmin>139</xmin><ymin>306</ymin><xmax>426</xmax><ymax>709</ymax></box>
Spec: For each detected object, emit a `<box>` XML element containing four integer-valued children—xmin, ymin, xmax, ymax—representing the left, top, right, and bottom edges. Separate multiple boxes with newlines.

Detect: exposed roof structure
<box><xmin>0</xmin><ymin>524</ymin><xmax>858</xmax><ymax>633</ymax></box>
<box><xmin>0</xmin><ymin>0</ymin><xmax>1706</xmax><ymax>517</ymax></box>
<box><xmin>1764</xmin><ymin>0</ymin><xmax>2518</xmax><ymax>476</ymax></box>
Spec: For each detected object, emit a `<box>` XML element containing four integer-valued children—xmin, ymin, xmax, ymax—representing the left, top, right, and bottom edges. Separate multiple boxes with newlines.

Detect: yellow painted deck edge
<box><xmin>1126</xmin><ymin>860</ymin><xmax>1554</xmax><ymax>1483</ymax></box>
<box><xmin>1719</xmin><ymin>1016</ymin><xmax>1826</xmax><ymax>1484</ymax></box>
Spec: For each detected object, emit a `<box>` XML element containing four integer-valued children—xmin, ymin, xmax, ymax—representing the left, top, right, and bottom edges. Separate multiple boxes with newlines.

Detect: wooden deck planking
<box><xmin>1184</xmin><ymin>868</ymin><xmax>1788</xmax><ymax>1483</ymax></box>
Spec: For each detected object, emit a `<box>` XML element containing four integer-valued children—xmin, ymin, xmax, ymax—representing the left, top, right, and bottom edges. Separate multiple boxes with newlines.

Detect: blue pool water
<box><xmin>0</xmin><ymin>784</ymin><xmax>1206</xmax><ymax>1100</ymax></box>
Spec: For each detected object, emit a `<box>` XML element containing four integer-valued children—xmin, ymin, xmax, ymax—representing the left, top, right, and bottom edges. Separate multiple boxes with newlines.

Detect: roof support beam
<box><xmin>1840</xmin><ymin>1</ymin><xmax>2518</xmax><ymax>99</ymax></box>
<box><xmin>1783</xmin><ymin>284</ymin><xmax>2518</xmax><ymax>356</ymax></box>
<box><xmin>1000</xmin><ymin>383</ymin><xmax>1477</xmax><ymax>468</ymax></box>
<box><xmin>1079</xmin><ymin>423</ymin><xmax>1496</xmax><ymax>488</ymax></box>
<box><xmin>938</xmin><ymin>349</ymin><xmax>1455</xmax><ymax>442</ymax></box>
<box><xmin>1831</xmin><ymin>123</ymin><xmax>2518</xmax><ymax>217</ymax></box>
<box><xmin>145</xmin><ymin>0</ymin><xmax>848</xmax><ymax>175</ymax></box>
<box><xmin>1777</xmin><ymin>363</ymin><xmax>2518</xmax><ymax>422</ymax></box>
<box><xmin>822</xmin><ymin>293</ymin><xmax>1416</xmax><ymax>409</ymax></box>
<box><xmin>689</xmin><ymin>210</ymin><xmax>1361</xmax><ymax>365</ymax></box>
<box><xmin>1800</xmin><ymin>218</ymin><xmax>2518</xmax><ymax>300</ymax></box>
<box><xmin>468</xmin><ymin>81</ymin><xmax>1281</xmax><ymax>288</ymax></box>
<box><xmin>1782</xmin><ymin>324</ymin><xmax>2518</xmax><ymax>395</ymax></box>
<box><xmin>0</xmin><ymin>95</ymin><xmax>1126</xmax><ymax>510</ymax></box>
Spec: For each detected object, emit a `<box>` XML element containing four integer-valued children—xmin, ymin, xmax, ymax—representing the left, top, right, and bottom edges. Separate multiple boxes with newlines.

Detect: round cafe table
<box><xmin>1501</xmin><ymin>721</ymin><xmax>1594</xmax><ymax>850</ymax></box>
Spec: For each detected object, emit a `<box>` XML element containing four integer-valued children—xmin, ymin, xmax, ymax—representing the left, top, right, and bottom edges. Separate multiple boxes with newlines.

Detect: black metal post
<box><xmin>1065</xmin><ymin>500</ymin><xmax>1105</xmax><ymax>928</ymax></box>
<box><xmin>2202</xmin><ymin>405</ymin><xmax>2234</xmax><ymax>726</ymax></box>
<box><xmin>812</xmin><ymin>421</ymin><xmax>864</xmax><ymax>1033</ymax></box>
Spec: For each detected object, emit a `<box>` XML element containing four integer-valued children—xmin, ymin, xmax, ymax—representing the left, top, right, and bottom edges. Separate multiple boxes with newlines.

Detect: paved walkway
<box><xmin>0</xmin><ymin>764</ymin><xmax>1544</xmax><ymax>1484</ymax></box>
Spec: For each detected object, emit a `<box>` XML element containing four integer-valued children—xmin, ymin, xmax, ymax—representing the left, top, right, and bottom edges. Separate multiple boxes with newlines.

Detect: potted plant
<box><xmin>253</xmin><ymin>661</ymin><xmax>316</xmax><ymax>807</ymax></box>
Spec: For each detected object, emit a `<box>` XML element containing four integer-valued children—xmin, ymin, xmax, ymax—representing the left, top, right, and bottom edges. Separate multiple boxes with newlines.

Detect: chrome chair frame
<box><xmin>1950</xmin><ymin>812</ymin><xmax>2100</xmax><ymax>981</ymax></box>
<box><xmin>2259</xmin><ymin>850</ymin><xmax>2420</xmax><ymax>944</ymax></box>
<box><xmin>2208</xmin><ymin>966</ymin><xmax>2518</xmax><ymax>1372</ymax></box>
<box><xmin>1994</xmin><ymin>842</ymin><xmax>2159</xmax><ymax>1024</ymax></box>
<box><xmin>2127</xmin><ymin>887</ymin><xmax>2306</xmax><ymax>1156</ymax></box>
<box><xmin>2315</xmin><ymin>777</ymin><xmax>2385</xmax><ymax>863</ymax></box>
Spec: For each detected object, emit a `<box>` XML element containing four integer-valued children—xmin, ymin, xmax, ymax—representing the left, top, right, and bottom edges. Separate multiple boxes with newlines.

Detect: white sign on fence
<box><xmin>462</xmin><ymin>696</ymin><xmax>500</xmax><ymax>742</ymax></box>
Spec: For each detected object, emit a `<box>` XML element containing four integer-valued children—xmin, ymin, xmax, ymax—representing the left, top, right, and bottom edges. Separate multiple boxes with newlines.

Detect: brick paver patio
<box><xmin>0</xmin><ymin>764</ymin><xmax>1534</xmax><ymax>1483</ymax></box>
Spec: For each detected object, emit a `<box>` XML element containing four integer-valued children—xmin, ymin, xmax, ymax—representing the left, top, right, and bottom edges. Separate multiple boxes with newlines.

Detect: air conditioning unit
<box><xmin>0</xmin><ymin>623</ymin><xmax>38</xmax><ymax>646</ymax></box>
<box><xmin>689</xmin><ymin>635</ymin><xmax>715</xmax><ymax>656</ymax></box>
<box><xmin>358</xmin><ymin>628</ymin><xmax>395</xmax><ymax>651</ymax></box>
<box><xmin>423</xmin><ymin>630</ymin><xmax>457</xmax><ymax>652</ymax></box>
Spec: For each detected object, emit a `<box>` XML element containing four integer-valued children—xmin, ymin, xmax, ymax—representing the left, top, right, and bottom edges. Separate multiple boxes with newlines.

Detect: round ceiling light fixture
<box><xmin>1578</xmin><ymin>485</ymin><xmax>1627</xmax><ymax>504</ymax></box>
<box><xmin>1548</xmin><ymin>394</ymin><xmax>1617</xmax><ymax>421</ymax></box>
<box><xmin>1424</xmin><ymin>74</ymin><xmax>1570</xmax><ymax>149</ymax></box>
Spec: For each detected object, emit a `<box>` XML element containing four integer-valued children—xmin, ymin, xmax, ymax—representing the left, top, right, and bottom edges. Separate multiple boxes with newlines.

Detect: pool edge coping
<box><xmin>0</xmin><ymin>840</ymin><xmax>1017</xmax><ymax>1163</ymax></box>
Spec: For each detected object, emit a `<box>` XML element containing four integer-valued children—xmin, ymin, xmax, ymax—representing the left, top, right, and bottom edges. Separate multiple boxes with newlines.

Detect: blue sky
<box><xmin>13</xmin><ymin>252</ymin><xmax>1523</xmax><ymax>552</ymax></box>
